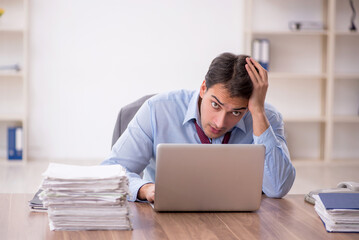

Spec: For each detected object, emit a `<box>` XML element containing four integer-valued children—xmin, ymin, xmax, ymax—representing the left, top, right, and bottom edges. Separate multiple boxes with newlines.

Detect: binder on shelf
<box><xmin>0</xmin><ymin>64</ymin><xmax>21</xmax><ymax>72</ymax></box>
<box><xmin>7</xmin><ymin>127</ymin><xmax>23</xmax><ymax>160</ymax></box>
<box><xmin>252</xmin><ymin>39</ymin><xmax>270</xmax><ymax>71</ymax></box>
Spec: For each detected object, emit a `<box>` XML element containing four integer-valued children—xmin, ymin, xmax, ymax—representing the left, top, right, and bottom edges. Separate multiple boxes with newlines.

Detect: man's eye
<box><xmin>211</xmin><ymin>101</ymin><xmax>219</xmax><ymax>109</ymax></box>
<box><xmin>232</xmin><ymin>111</ymin><xmax>241</xmax><ymax>117</ymax></box>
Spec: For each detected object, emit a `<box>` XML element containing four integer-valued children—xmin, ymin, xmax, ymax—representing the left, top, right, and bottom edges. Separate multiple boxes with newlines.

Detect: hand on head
<box><xmin>245</xmin><ymin>57</ymin><xmax>268</xmax><ymax>115</ymax></box>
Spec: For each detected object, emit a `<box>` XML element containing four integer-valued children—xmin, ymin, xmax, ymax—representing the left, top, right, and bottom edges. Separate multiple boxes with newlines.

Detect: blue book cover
<box><xmin>7</xmin><ymin>127</ymin><xmax>23</xmax><ymax>160</ymax></box>
<box><xmin>318</xmin><ymin>193</ymin><xmax>359</xmax><ymax>210</ymax></box>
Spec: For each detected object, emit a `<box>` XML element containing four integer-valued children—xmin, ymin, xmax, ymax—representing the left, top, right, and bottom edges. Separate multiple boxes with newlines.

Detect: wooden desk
<box><xmin>1</xmin><ymin>194</ymin><xmax>358</xmax><ymax>240</ymax></box>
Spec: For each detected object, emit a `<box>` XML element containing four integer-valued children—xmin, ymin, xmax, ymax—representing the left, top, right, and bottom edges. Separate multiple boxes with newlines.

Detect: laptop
<box><xmin>154</xmin><ymin>144</ymin><xmax>265</xmax><ymax>212</ymax></box>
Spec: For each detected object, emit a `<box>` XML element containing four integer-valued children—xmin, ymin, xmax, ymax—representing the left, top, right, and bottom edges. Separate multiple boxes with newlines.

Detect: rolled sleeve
<box><xmin>253</xmin><ymin>110</ymin><xmax>296</xmax><ymax>198</ymax></box>
<box><xmin>253</xmin><ymin>125</ymin><xmax>280</xmax><ymax>154</ymax></box>
<box><xmin>127</xmin><ymin>172</ymin><xmax>153</xmax><ymax>202</ymax></box>
<box><xmin>101</xmin><ymin>100</ymin><xmax>154</xmax><ymax>202</ymax></box>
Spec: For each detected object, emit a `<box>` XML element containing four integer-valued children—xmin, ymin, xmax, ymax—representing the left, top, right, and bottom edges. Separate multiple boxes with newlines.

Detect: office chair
<box><xmin>111</xmin><ymin>94</ymin><xmax>156</xmax><ymax>148</ymax></box>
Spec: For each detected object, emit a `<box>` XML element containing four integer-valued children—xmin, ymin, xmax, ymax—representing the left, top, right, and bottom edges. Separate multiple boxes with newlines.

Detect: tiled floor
<box><xmin>1</xmin><ymin>159</ymin><xmax>359</xmax><ymax>195</ymax></box>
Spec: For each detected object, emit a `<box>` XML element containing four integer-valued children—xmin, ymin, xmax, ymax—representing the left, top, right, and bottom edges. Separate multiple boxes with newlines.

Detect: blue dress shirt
<box><xmin>102</xmin><ymin>89</ymin><xmax>296</xmax><ymax>201</ymax></box>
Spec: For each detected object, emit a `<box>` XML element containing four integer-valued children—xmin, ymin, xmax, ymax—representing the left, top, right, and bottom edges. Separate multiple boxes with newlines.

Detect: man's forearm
<box><xmin>251</xmin><ymin>109</ymin><xmax>270</xmax><ymax>137</ymax></box>
<box><xmin>262</xmin><ymin>147</ymin><xmax>295</xmax><ymax>198</ymax></box>
<box><xmin>253</xmin><ymin>125</ymin><xmax>296</xmax><ymax>198</ymax></box>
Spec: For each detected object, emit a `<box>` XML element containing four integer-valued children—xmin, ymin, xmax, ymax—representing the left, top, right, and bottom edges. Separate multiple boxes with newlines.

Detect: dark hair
<box><xmin>205</xmin><ymin>53</ymin><xmax>253</xmax><ymax>99</ymax></box>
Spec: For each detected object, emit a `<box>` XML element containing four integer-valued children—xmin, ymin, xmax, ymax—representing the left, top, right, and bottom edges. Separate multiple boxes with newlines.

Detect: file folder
<box><xmin>252</xmin><ymin>38</ymin><xmax>270</xmax><ymax>71</ymax></box>
<box><xmin>7</xmin><ymin>127</ymin><xmax>23</xmax><ymax>160</ymax></box>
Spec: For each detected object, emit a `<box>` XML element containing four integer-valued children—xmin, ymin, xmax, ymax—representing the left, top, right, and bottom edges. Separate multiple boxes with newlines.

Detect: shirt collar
<box><xmin>235</xmin><ymin>112</ymin><xmax>248</xmax><ymax>133</ymax></box>
<box><xmin>183</xmin><ymin>90</ymin><xmax>201</xmax><ymax>125</ymax></box>
<box><xmin>182</xmin><ymin>90</ymin><xmax>248</xmax><ymax>134</ymax></box>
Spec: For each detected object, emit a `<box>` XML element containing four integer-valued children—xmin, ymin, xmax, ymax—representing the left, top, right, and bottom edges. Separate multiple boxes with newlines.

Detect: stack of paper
<box><xmin>313</xmin><ymin>193</ymin><xmax>359</xmax><ymax>232</ymax></box>
<box><xmin>29</xmin><ymin>189</ymin><xmax>47</xmax><ymax>212</ymax></box>
<box><xmin>39</xmin><ymin>163</ymin><xmax>132</xmax><ymax>231</ymax></box>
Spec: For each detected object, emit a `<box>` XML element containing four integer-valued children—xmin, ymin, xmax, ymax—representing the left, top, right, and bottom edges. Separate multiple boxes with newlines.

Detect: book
<box><xmin>7</xmin><ymin>127</ymin><xmax>23</xmax><ymax>160</ymax></box>
<box><xmin>313</xmin><ymin>193</ymin><xmax>359</xmax><ymax>232</ymax></box>
<box><xmin>319</xmin><ymin>192</ymin><xmax>359</xmax><ymax>210</ymax></box>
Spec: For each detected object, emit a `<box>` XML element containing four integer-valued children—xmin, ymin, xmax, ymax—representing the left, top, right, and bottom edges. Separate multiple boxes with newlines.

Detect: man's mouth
<box><xmin>210</xmin><ymin>126</ymin><xmax>222</xmax><ymax>135</ymax></box>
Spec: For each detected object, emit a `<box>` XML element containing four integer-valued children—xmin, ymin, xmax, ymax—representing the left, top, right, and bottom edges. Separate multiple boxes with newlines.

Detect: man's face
<box><xmin>199</xmin><ymin>81</ymin><xmax>248</xmax><ymax>139</ymax></box>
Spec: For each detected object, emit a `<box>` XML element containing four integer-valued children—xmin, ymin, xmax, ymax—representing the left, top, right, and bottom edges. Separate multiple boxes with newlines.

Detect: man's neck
<box><xmin>197</xmin><ymin>96</ymin><xmax>202</xmax><ymax>117</ymax></box>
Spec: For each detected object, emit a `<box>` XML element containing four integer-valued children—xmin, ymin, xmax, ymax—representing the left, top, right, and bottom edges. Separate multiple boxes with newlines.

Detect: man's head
<box><xmin>199</xmin><ymin>53</ymin><xmax>253</xmax><ymax>139</ymax></box>
<box><xmin>205</xmin><ymin>53</ymin><xmax>253</xmax><ymax>99</ymax></box>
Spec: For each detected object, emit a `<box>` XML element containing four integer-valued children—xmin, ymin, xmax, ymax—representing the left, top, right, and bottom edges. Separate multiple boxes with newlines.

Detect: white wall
<box><xmin>28</xmin><ymin>0</ymin><xmax>244</xmax><ymax>161</ymax></box>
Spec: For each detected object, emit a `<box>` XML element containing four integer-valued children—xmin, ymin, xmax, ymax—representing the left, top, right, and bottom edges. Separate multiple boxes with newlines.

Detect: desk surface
<box><xmin>1</xmin><ymin>194</ymin><xmax>358</xmax><ymax>240</ymax></box>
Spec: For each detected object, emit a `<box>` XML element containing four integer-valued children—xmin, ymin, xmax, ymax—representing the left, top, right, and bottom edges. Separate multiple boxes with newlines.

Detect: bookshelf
<box><xmin>0</xmin><ymin>0</ymin><xmax>28</xmax><ymax>163</ymax></box>
<box><xmin>244</xmin><ymin>0</ymin><xmax>359</xmax><ymax>162</ymax></box>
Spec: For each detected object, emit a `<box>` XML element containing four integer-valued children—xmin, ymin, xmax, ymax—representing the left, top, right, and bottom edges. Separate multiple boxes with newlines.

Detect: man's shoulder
<box><xmin>145</xmin><ymin>89</ymin><xmax>198</xmax><ymax>122</ymax></box>
<box><xmin>148</xmin><ymin>89</ymin><xmax>196</xmax><ymax>105</ymax></box>
<box><xmin>264</xmin><ymin>102</ymin><xmax>283</xmax><ymax>122</ymax></box>
<box><xmin>264</xmin><ymin>102</ymin><xmax>278</xmax><ymax>113</ymax></box>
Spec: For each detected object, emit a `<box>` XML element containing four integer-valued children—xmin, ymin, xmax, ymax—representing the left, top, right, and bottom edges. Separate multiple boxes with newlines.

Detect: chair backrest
<box><xmin>111</xmin><ymin>94</ymin><xmax>155</xmax><ymax>148</ymax></box>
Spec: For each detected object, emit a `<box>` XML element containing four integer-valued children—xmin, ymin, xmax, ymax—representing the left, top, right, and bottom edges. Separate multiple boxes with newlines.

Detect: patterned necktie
<box><xmin>194</xmin><ymin>120</ymin><xmax>231</xmax><ymax>144</ymax></box>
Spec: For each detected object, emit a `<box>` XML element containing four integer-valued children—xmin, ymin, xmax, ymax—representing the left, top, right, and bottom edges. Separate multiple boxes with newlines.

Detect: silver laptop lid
<box><xmin>154</xmin><ymin>144</ymin><xmax>265</xmax><ymax>212</ymax></box>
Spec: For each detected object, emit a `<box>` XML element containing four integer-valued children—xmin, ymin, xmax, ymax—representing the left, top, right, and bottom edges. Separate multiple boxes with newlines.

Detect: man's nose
<box><xmin>214</xmin><ymin>112</ymin><xmax>226</xmax><ymax>128</ymax></box>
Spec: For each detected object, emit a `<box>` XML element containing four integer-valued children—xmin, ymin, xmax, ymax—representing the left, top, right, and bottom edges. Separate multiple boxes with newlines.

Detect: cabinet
<box><xmin>0</xmin><ymin>0</ymin><xmax>28</xmax><ymax>163</ymax></box>
<box><xmin>244</xmin><ymin>0</ymin><xmax>359</xmax><ymax>162</ymax></box>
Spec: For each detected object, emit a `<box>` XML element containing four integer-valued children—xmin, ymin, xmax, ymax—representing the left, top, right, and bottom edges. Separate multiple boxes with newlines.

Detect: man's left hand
<box><xmin>245</xmin><ymin>57</ymin><xmax>270</xmax><ymax>136</ymax></box>
<box><xmin>245</xmin><ymin>57</ymin><xmax>268</xmax><ymax>114</ymax></box>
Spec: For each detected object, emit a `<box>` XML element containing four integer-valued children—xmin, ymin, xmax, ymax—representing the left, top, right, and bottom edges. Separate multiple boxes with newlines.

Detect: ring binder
<box><xmin>7</xmin><ymin>127</ymin><xmax>23</xmax><ymax>160</ymax></box>
<box><xmin>252</xmin><ymin>39</ymin><xmax>270</xmax><ymax>71</ymax></box>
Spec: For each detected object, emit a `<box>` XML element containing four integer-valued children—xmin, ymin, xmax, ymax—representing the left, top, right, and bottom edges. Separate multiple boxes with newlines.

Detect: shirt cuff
<box><xmin>253</xmin><ymin>126</ymin><xmax>280</xmax><ymax>155</ymax></box>
<box><xmin>128</xmin><ymin>177</ymin><xmax>153</xmax><ymax>202</ymax></box>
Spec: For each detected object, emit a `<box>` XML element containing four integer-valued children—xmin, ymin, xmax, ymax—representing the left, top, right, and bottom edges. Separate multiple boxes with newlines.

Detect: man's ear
<box><xmin>199</xmin><ymin>80</ymin><xmax>207</xmax><ymax>98</ymax></box>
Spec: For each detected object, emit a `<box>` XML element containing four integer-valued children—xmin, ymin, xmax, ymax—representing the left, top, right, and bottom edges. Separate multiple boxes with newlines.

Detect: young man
<box><xmin>102</xmin><ymin>53</ymin><xmax>296</xmax><ymax>202</ymax></box>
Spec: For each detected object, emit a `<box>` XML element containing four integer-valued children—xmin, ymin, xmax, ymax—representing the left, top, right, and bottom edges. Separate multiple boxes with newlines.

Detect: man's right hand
<box><xmin>137</xmin><ymin>183</ymin><xmax>155</xmax><ymax>202</ymax></box>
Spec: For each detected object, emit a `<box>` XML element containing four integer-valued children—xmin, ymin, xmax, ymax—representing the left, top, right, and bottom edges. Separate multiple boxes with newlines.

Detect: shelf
<box><xmin>0</xmin><ymin>27</ymin><xmax>25</xmax><ymax>33</ymax></box>
<box><xmin>330</xmin><ymin>158</ymin><xmax>359</xmax><ymax>163</ymax></box>
<box><xmin>0</xmin><ymin>159</ymin><xmax>25</xmax><ymax>164</ymax></box>
<box><xmin>334</xmin><ymin>73</ymin><xmax>359</xmax><ymax>79</ymax></box>
<box><xmin>245</xmin><ymin>0</ymin><xmax>359</xmax><ymax>163</ymax></box>
<box><xmin>333</xmin><ymin>116</ymin><xmax>359</xmax><ymax>123</ymax></box>
<box><xmin>0</xmin><ymin>0</ymin><xmax>28</xmax><ymax>164</ymax></box>
<box><xmin>335</xmin><ymin>31</ymin><xmax>359</xmax><ymax>36</ymax></box>
<box><xmin>268</xmin><ymin>72</ymin><xmax>327</xmax><ymax>79</ymax></box>
<box><xmin>250</xmin><ymin>30</ymin><xmax>328</xmax><ymax>36</ymax></box>
<box><xmin>0</xmin><ymin>71</ymin><xmax>23</xmax><ymax>78</ymax></box>
<box><xmin>292</xmin><ymin>159</ymin><xmax>359</xmax><ymax>166</ymax></box>
<box><xmin>283</xmin><ymin>116</ymin><xmax>326</xmax><ymax>123</ymax></box>
<box><xmin>0</xmin><ymin>114</ymin><xmax>24</xmax><ymax>122</ymax></box>
<box><xmin>291</xmin><ymin>158</ymin><xmax>324</xmax><ymax>163</ymax></box>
